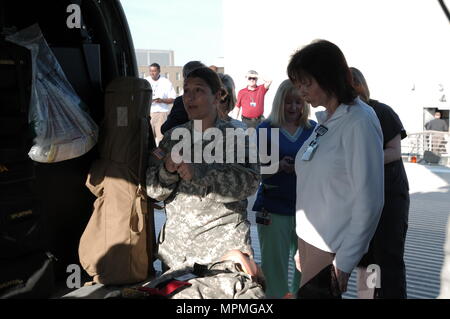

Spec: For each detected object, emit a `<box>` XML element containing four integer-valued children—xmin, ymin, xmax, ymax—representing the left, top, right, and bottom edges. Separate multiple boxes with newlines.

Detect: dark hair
<box><xmin>185</xmin><ymin>67</ymin><xmax>222</xmax><ymax>94</ymax></box>
<box><xmin>183</xmin><ymin>61</ymin><xmax>205</xmax><ymax>79</ymax></box>
<box><xmin>150</xmin><ymin>63</ymin><xmax>161</xmax><ymax>71</ymax></box>
<box><xmin>287</xmin><ymin>40</ymin><xmax>356</xmax><ymax>104</ymax></box>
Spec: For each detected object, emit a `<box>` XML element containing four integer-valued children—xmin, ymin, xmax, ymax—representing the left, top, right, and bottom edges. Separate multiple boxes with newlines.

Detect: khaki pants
<box><xmin>150</xmin><ymin>112</ymin><xmax>168</xmax><ymax>146</ymax></box>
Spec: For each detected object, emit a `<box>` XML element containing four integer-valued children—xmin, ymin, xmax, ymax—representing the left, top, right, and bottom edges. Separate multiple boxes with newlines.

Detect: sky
<box><xmin>119</xmin><ymin>0</ymin><xmax>450</xmax><ymax>133</ymax></box>
<box><xmin>222</xmin><ymin>0</ymin><xmax>450</xmax><ymax>133</ymax></box>
<box><xmin>120</xmin><ymin>0</ymin><xmax>223</xmax><ymax>67</ymax></box>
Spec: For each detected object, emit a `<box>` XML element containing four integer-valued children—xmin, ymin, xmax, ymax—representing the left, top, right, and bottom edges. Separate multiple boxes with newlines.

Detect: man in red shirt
<box><xmin>233</xmin><ymin>70</ymin><xmax>272</xmax><ymax>129</ymax></box>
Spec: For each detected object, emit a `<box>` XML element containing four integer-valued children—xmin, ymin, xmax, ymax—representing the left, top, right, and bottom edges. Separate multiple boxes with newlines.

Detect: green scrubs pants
<box><xmin>257</xmin><ymin>213</ymin><xmax>301</xmax><ymax>298</ymax></box>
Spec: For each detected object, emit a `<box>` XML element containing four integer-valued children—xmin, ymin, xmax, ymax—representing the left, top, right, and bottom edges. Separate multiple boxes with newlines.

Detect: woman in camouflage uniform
<box><xmin>146</xmin><ymin>67</ymin><xmax>260</xmax><ymax>270</ymax></box>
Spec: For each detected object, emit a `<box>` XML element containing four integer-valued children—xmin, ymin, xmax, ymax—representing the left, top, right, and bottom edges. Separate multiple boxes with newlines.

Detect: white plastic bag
<box><xmin>6</xmin><ymin>24</ymin><xmax>98</xmax><ymax>163</ymax></box>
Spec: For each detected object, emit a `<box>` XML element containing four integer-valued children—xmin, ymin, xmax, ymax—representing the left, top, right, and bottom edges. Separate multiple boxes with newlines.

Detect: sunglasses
<box><xmin>248</xmin><ymin>77</ymin><xmax>257</xmax><ymax>81</ymax></box>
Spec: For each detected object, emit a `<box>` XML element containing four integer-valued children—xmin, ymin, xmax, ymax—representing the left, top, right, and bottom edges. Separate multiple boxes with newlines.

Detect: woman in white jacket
<box><xmin>287</xmin><ymin>40</ymin><xmax>384</xmax><ymax>298</ymax></box>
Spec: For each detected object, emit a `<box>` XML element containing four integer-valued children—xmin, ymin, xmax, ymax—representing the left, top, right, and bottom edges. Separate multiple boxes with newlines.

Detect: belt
<box><xmin>242</xmin><ymin>115</ymin><xmax>263</xmax><ymax>121</ymax></box>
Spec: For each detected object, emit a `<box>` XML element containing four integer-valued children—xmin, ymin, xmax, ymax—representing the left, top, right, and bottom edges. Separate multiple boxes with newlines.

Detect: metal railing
<box><xmin>402</xmin><ymin>131</ymin><xmax>450</xmax><ymax>163</ymax></box>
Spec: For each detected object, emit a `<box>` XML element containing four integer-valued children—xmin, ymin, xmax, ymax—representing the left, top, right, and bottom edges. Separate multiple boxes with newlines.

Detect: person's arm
<box><xmin>146</xmin><ymin>138</ymin><xmax>180</xmax><ymax>201</ymax></box>
<box><xmin>230</xmin><ymin>106</ymin><xmax>241</xmax><ymax>119</ymax></box>
<box><xmin>255</xmin><ymin>123</ymin><xmax>283</xmax><ymax>179</ymax></box>
<box><xmin>257</xmin><ymin>124</ymin><xmax>275</xmax><ymax>179</ymax></box>
<box><xmin>371</xmin><ymin>102</ymin><xmax>404</xmax><ymax>164</ymax></box>
<box><xmin>259</xmin><ymin>157</ymin><xmax>294</xmax><ymax>180</ymax></box>
<box><xmin>335</xmin><ymin>117</ymin><xmax>384</xmax><ymax>275</ymax></box>
<box><xmin>186</xmin><ymin>132</ymin><xmax>260</xmax><ymax>203</ymax></box>
<box><xmin>263</xmin><ymin>78</ymin><xmax>272</xmax><ymax>89</ymax></box>
<box><xmin>189</xmin><ymin>162</ymin><xmax>260</xmax><ymax>203</ymax></box>
<box><xmin>155</xmin><ymin>80</ymin><xmax>177</xmax><ymax>104</ymax></box>
<box><xmin>231</xmin><ymin>90</ymin><xmax>243</xmax><ymax>119</ymax></box>
<box><xmin>384</xmin><ymin>134</ymin><xmax>402</xmax><ymax>164</ymax></box>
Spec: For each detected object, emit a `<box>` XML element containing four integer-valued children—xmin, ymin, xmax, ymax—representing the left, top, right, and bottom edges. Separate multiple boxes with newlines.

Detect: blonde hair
<box><xmin>267</xmin><ymin>79</ymin><xmax>311</xmax><ymax>128</ymax></box>
<box><xmin>350</xmin><ymin>67</ymin><xmax>370</xmax><ymax>102</ymax></box>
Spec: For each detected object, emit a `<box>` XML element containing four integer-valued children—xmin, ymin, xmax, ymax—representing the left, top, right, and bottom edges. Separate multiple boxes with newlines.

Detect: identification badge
<box><xmin>301</xmin><ymin>141</ymin><xmax>318</xmax><ymax>161</ymax></box>
<box><xmin>301</xmin><ymin>124</ymin><xmax>328</xmax><ymax>161</ymax></box>
<box><xmin>250</xmin><ymin>102</ymin><xmax>257</xmax><ymax>107</ymax></box>
<box><xmin>315</xmin><ymin>124</ymin><xmax>328</xmax><ymax>136</ymax></box>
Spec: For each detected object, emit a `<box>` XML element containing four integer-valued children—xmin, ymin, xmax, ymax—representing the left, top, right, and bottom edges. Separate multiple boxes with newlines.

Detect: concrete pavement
<box><xmin>61</xmin><ymin>162</ymin><xmax>450</xmax><ymax>299</ymax></box>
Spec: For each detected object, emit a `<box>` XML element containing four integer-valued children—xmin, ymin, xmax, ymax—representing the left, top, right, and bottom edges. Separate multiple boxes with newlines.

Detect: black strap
<box><xmin>192</xmin><ymin>263</ymin><xmax>209</xmax><ymax>276</ymax></box>
<box><xmin>438</xmin><ymin>0</ymin><xmax>450</xmax><ymax>22</ymax></box>
<box><xmin>192</xmin><ymin>262</ymin><xmax>233</xmax><ymax>277</ymax></box>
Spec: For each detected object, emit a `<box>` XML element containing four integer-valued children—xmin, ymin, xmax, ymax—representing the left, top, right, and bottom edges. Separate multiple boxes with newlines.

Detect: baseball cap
<box><xmin>246</xmin><ymin>70</ymin><xmax>259</xmax><ymax>79</ymax></box>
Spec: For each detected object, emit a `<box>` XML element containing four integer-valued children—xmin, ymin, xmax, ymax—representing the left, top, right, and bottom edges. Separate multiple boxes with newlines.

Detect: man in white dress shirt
<box><xmin>145</xmin><ymin>63</ymin><xmax>176</xmax><ymax>145</ymax></box>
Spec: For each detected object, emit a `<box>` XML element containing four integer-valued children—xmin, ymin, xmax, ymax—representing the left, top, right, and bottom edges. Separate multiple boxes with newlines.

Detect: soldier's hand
<box><xmin>177</xmin><ymin>162</ymin><xmax>194</xmax><ymax>181</ymax></box>
<box><xmin>164</xmin><ymin>155</ymin><xmax>179</xmax><ymax>173</ymax></box>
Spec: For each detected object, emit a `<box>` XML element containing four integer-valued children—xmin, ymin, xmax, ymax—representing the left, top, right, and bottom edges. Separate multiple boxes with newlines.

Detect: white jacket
<box><xmin>295</xmin><ymin>97</ymin><xmax>384</xmax><ymax>274</ymax></box>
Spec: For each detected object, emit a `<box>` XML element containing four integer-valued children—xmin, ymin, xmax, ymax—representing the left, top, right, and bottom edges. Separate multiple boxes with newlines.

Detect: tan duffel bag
<box><xmin>79</xmin><ymin>77</ymin><xmax>156</xmax><ymax>285</ymax></box>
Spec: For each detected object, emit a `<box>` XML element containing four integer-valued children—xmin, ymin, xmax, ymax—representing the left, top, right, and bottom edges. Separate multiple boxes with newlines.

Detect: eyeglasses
<box><xmin>248</xmin><ymin>77</ymin><xmax>257</xmax><ymax>81</ymax></box>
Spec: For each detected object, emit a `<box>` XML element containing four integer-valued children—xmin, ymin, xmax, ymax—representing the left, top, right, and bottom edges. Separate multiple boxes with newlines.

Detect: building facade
<box><xmin>135</xmin><ymin>49</ymin><xmax>174</xmax><ymax>69</ymax></box>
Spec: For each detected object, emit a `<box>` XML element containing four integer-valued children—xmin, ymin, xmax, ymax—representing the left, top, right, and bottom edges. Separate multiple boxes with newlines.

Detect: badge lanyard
<box><xmin>249</xmin><ymin>90</ymin><xmax>256</xmax><ymax>107</ymax></box>
<box><xmin>301</xmin><ymin>124</ymin><xmax>328</xmax><ymax>161</ymax></box>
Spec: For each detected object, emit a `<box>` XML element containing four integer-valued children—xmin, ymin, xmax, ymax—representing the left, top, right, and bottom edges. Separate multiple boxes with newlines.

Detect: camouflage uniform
<box><xmin>146</xmin><ymin>260</ymin><xmax>265</xmax><ymax>299</ymax></box>
<box><xmin>146</xmin><ymin>118</ymin><xmax>260</xmax><ymax>269</ymax></box>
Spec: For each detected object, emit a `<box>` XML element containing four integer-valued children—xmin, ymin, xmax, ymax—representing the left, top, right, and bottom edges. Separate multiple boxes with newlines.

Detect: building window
<box><xmin>176</xmin><ymin>72</ymin><xmax>181</xmax><ymax>81</ymax></box>
<box><xmin>165</xmin><ymin>73</ymin><xmax>170</xmax><ymax>79</ymax></box>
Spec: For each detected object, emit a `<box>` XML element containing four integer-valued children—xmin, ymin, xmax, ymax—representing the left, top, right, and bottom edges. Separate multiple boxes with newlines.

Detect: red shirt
<box><xmin>236</xmin><ymin>85</ymin><xmax>268</xmax><ymax>118</ymax></box>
